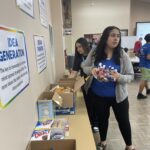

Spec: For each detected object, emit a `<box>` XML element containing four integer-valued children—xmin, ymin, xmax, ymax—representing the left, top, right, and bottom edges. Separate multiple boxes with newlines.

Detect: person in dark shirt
<box><xmin>70</xmin><ymin>37</ymin><xmax>90</xmax><ymax>78</ymax></box>
<box><xmin>70</xmin><ymin>37</ymin><xmax>99</xmax><ymax>132</ymax></box>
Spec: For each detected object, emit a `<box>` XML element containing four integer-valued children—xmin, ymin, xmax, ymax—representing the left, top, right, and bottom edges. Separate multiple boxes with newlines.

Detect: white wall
<box><xmin>0</xmin><ymin>0</ymin><xmax>57</xmax><ymax>150</ymax></box>
<box><xmin>64</xmin><ymin>35</ymin><xmax>73</xmax><ymax>55</ymax></box>
<box><xmin>130</xmin><ymin>0</ymin><xmax>150</xmax><ymax>35</ymax></box>
<box><xmin>50</xmin><ymin>0</ymin><xmax>65</xmax><ymax>81</ymax></box>
<box><xmin>71</xmin><ymin>0</ymin><xmax>130</xmax><ymax>52</ymax></box>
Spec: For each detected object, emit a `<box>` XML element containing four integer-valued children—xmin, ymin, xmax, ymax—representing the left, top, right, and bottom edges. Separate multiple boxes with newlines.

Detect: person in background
<box><xmin>133</xmin><ymin>37</ymin><xmax>143</xmax><ymax>56</ymax></box>
<box><xmin>70</xmin><ymin>38</ymin><xmax>90</xmax><ymax>78</ymax></box>
<box><xmin>137</xmin><ymin>34</ymin><xmax>150</xmax><ymax>99</ymax></box>
<box><xmin>81</xmin><ymin>26</ymin><xmax>135</xmax><ymax>150</ymax></box>
<box><xmin>70</xmin><ymin>37</ymin><xmax>99</xmax><ymax>132</ymax></box>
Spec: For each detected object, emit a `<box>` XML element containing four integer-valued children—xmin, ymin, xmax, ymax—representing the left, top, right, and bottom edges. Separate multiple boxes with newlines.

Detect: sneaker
<box><xmin>92</xmin><ymin>126</ymin><xmax>99</xmax><ymax>133</ymax></box>
<box><xmin>97</xmin><ymin>143</ymin><xmax>107</xmax><ymax>150</ymax></box>
<box><xmin>146</xmin><ymin>89</ymin><xmax>150</xmax><ymax>95</ymax></box>
<box><xmin>137</xmin><ymin>93</ymin><xmax>147</xmax><ymax>99</ymax></box>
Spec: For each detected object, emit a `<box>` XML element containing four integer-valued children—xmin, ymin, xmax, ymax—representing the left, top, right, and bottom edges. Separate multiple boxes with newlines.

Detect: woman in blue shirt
<box><xmin>81</xmin><ymin>26</ymin><xmax>135</xmax><ymax>150</ymax></box>
<box><xmin>137</xmin><ymin>34</ymin><xmax>150</xmax><ymax>99</ymax></box>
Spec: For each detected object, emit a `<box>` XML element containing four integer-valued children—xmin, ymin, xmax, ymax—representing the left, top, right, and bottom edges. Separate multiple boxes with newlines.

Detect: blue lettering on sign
<box><xmin>37</xmin><ymin>40</ymin><xmax>44</xmax><ymax>51</ymax></box>
<box><xmin>37</xmin><ymin>46</ymin><xmax>43</xmax><ymax>51</ymax></box>
<box><xmin>8</xmin><ymin>38</ymin><xmax>18</xmax><ymax>47</ymax></box>
<box><xmin>0</xmin><ymin>49</ymin><xmax>24</xmax><ymax>62</ymax></box>
<box><xmin>37</xmin><ymin>40</ymin><xmax>42</xmax><ymax>45</ymax></box>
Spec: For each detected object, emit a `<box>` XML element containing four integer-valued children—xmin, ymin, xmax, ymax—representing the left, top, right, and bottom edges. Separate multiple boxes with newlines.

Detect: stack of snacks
<box><xmin>94</xmin><ymin>62</ymin><xmax>118</xmax><ymax>82</ymax></box>
<box><xmin>50</xmin><ymin>118</ymin><xmax>69</xmax><ymax>140</ymax></box>
<box><xmin>31</xmin><ymin>120</ymin><xmax>53</xmax><ymax>141</ymax></box>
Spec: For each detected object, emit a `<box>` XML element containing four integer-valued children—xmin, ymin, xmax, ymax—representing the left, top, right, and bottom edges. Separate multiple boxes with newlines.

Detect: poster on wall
<box><xmin>0</xmin><ymin>26</ymin><xmax>30</xmax><ymax>109</ymax></box>
<box><xmin>34</xmin><ymin>35</ymin><xmax>47</xmax><ymax>73</ymax></box>
<box><xmin>16</xmin><ymin>0</ymin><xmax>34</xmax><ymax>17</ymax></box>
<box><xmin>62</xmin><ymin>0</ymin><xmax>72</xmax><ymax>28</ymax></box>
<box><xmin>38</xmin><ymin>0</ymin><xmax>48</xmax><ymax>28</ymax></box>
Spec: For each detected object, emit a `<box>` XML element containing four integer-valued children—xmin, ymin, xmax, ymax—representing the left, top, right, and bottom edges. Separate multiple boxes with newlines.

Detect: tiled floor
<box><xmin>94</xmin><ymin>80</ymin><xmax>150</xmax><ymax>150</ymax></box>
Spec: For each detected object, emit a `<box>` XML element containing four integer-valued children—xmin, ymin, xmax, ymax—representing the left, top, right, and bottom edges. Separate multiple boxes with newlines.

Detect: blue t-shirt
<box><xmin>91</xmin><ymin>58</ymin><xmax>120</xmax><ymax>97</ymax></box>
<box><xmin>139</xmin><ymin>43</ymin><xmax>150</xmax><ymax>69</ymax></box>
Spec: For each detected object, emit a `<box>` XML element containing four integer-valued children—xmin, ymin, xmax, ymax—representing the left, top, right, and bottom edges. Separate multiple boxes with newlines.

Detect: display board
<box><xmin>136</xmin><ymin>22</ymin><xmax>150</xmax><ymax>45</ymax></box>
<box><xmin>38</xmin><ymin>0</ymin><xmax>48</xmax><ymax>28</ymax></box>
<box><xmin>16</xmin><ymin>0</ymin><xmax>34</xmax><ymax>17</ymax></box>
<box><xmin>34</xmin><ymin>35</ymin><xmax>47</xmax><ymax>73</ymax></box>
<box><xmin>0</xmin><ymin>26</ymin><xmax>30</xmax><ymax>108</ymax></box>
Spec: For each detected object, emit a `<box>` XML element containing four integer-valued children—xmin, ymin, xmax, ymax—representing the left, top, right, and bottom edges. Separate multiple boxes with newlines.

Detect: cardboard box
<box><xmin>59</xmin><ymin>76</ymin><xmax>85</xmax><ymax>92</ymax></box>
<box><xmin>44</xmin><ymin>77</ymin><xmax>84</xmax><ymax>115</ymax></box>
<box><xmin>27</xmin><ymin>139</ymin><xmax>76</xmax><ymax>150</ymax></box>
<box><xmin>37</xmin><ymin>100</ymin><xmax>54</xmax><ymax>121</ymax></box>
<box><xmin>55</xmin><ymin>105</ymin><xmax>75</xmax><ymax>115</ymax></box>
<box><xmin>58</xmin><ymin>76</ymin><xmax>85</xmax><ymax>108</ymax></box>
<box><xmin>46</xmin><ymin>84</ymin><xmax>74</xmax><ymax>108</ymax></box>
<box><xmin>45</xmin><ymin>84</ymin><xmax>75</xmax><ymax>115</ymax></box>
<box><xmin>38</xmin><ymin>92</ymin><xmax>63</xmax><ymax>120</ymax></box>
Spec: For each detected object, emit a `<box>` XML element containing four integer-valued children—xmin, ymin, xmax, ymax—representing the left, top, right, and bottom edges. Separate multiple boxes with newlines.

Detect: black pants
<box><xmin>81</xmin><ymin>87</ymin><xmax>98</xmax><ymax>127</ymax></box>
<box><xmin>91</xmin><ymin>91</ymin><xmax>132</xmax><ymax>146</ymax></box>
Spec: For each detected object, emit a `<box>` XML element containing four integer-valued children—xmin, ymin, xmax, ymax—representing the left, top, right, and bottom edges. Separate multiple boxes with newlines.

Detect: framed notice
<box><xmin>16</xmin><ymin>0</ymin><xmax>34</xmax><ymax>18</ymax></box>
<box><xmin>120</xmin><ymin>29</ymin><xmax>128</xmax><ymax>36</ymax></box>
<box><xmin>62</xmin><ymin>0</ymin><xmax>72</xmax><ymax>28</ymax></box>
<box><xmin>0</xmin><ymin>26</ymin><xmax>30</xmax><ymax>109</ymax></box>
<box><xmin>34</xmin><ymin>35</ymin><xmax>47</xmax><ymax>73</ymax></box>
<box><xmin>38</xmin><ymin>0</ymin><xmax>48</xmax><ymax>28</ymax></box>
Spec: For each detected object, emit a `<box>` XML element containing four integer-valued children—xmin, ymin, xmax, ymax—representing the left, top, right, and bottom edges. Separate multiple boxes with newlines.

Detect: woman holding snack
<box><xmin>81</xmin><ymin>26</ymin><xmax>135</xmax><ymax>150</ymax></box>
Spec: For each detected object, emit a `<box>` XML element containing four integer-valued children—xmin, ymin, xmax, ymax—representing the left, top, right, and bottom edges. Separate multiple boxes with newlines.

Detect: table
<box><xmin>130</xmin><ymin>56</ymin><xmax>140</xmax><ymax>63</ymax></box>
<box><xmin>129</xmin><ymin>56</ymin><xmax>141</xmax><ymax>79</ymax></box>
<box><xmin>59</xmin><ymin>92</ymin><xmax>97</xmax><ymax>150</ymax></box>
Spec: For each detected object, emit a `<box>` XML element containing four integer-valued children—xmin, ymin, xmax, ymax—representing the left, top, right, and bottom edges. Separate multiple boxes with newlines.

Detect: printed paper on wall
<box><xmin>0</xmin><ymin>26</ymin><xmax>30</xmax><ymax>108</ymax></box>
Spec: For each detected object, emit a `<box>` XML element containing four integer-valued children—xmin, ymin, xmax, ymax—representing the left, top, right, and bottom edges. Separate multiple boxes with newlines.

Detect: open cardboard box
<box><xmin>45</xmin><ymin>83</ymin><xmax>74</xmax><ymax>108</ymax></box>
<box><xmin>47</xmin><ymin>84</ymin><xmax>74</xmax><ymax>108</ymax></box>
<box><xmin>27</xmin><ymin>139</ymin><xmax>76</xmax><ymax>150</ymax></box>
<box><xmin>37</xmin><ymin>92</ymin><xmax>63</xmax><ymax>120</ymax></box>
<box><xmin>45</xmin><ymin>84</ymin><xmax>75</xmax><ymax>115</ymax></box>
<box><xmin>58</xmin><ymin>76</ymin><xmax>85</xmax><ymax>92</ymax></box>
<box><xmin>44</xmin><ymin>77</ymin><xmax>84</xmax><ymax>115</ymax></box>
<box><xmin>58</xmin><ymin>76</ymin><xmax>85</xmax><ymax>108</ymax></box>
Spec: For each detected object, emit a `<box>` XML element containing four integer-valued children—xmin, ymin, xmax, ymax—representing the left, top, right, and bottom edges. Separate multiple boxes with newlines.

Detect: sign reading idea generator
<box><xmin>34</xmin><ymin>36</ymin><xmax>47</xmax><ymax>73</ymax></box>
<box><xmin>0</xmin><ymin>26</ymin><xmax>30</xmax><ymax>109</ymax></box>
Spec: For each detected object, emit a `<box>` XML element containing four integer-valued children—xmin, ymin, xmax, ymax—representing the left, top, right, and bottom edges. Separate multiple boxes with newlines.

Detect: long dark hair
<box><xmin>94</xmin><ymin>26</ymin><xmax>121</xmax><ymax>65</ymax></box>
<box><xmin>145</xmin><ymin>34</ymin><xmax>150</xmax><ymax>42</ymax></box>
<box><xmin>75</xmin><ymin>37</ymin><xmax>90</xmax><ymax>57</ymax></box>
